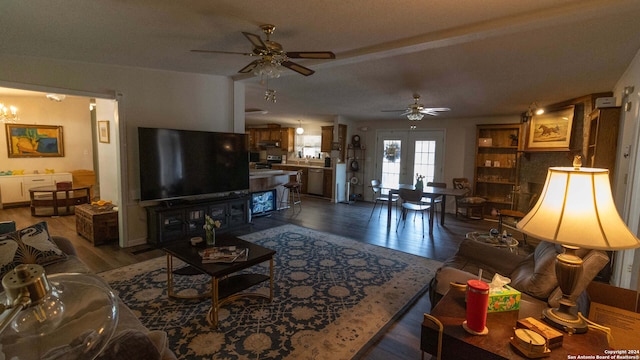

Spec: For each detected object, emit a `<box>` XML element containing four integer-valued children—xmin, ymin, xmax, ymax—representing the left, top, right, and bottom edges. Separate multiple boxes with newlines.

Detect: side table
<box><xmin>75</xmin><ymin>204</ymin><xmax>119</xmax><ymax>245</ymax></box>
<box><xmin>421</xmin><ymin>286</ymin><xmax>610</xmax><ymax>359</ymax></box>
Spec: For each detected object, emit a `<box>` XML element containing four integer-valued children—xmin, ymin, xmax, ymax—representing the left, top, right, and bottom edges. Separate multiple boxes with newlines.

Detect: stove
<box><xmin>266</xmin><ymin>155</ymin><xmax>282</xmax><ymax>164</ymax></box>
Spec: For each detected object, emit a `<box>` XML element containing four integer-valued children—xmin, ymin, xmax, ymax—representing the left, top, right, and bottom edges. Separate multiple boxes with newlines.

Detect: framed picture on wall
<box><xmin>98</xmin><ymin>120</ymin><xmax>110</xmax><ymax>143</ymax></box>
<box><xmin>525</xmin><ymin>105</ymin><xmax>575</xmax><ymax>151</ymax></box>
<box><xmin>5</xmin><ymin>124</ymin><xmax>64</xmax><ymax>158</ymax></box>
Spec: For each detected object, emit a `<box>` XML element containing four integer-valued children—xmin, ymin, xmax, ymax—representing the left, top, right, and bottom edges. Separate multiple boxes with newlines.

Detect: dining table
<box><xmin>386</xmin><ymin>184</ymin><xmax>468</xmax><ymax>234</ymax></box>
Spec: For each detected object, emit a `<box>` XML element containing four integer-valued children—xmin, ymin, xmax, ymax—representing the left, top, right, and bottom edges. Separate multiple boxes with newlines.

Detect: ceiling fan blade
<box><xmin>238</xmin><ymin>60</ymin><xmax>260</xmax><ymax>74</ymax></box>
<box><xmin>286</xmin><ymin>51</ymin><xmax>336</xmax><ymax>59</ymax></box>
<box><xmin>281</xmin><ymin>60</ymin><xmax>315</xmax><ymax>76</ymax></box>
<box><xmin>191</xmin><ymin>49</ymin><xmax>253</xmax><ymax>56</ymax></box>
<box><xmin>242</xmin><ymin>32</ymin><xmax>267</xmax><ymax>50</ymax></box>
<box><xmin>421</xmin><ymin>107</ymin><xmax>451</xmax><ymax>113</ymax></box>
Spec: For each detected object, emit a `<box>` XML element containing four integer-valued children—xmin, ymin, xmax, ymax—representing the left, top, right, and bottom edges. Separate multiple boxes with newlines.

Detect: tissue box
<box><xmin>487</xmin><ymin>285</ymin><xmax>521</xmax><ymax>312</ymax></box>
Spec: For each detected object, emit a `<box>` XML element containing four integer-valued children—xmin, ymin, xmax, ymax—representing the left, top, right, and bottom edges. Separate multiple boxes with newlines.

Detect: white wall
<box><xmin>0</xmin><ymin>95</ymin><xmax>94</xmax><ymax>173</ymax></box>
<box><xmin>0</xmin><ymin>54</ymin><xmax>242</xmax><ymax>247</ymax></box>
<box><xmin>612</xmin><ymin>48</ymin><xmax>640</xmax><ymax>290</ymax></box>
<box><xmin>95</xmin><ymin>98</ymin><xmax>118</xmax><ymax>202</ymax></box>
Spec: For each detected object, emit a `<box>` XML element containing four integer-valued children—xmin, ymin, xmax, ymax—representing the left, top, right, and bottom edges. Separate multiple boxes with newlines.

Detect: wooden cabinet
<box><xmin>248</xmin><ymin>126</ymin><xmax>295</xmax><ymax>152</ymax></box>
<box><xmin>585</xmin><ymin>107</ymin><xmax>621</xmax><ymax>183</ymax></box>
<box><xmin>145</xmin><ymin>195</ymin><xmax>249</xmax><ymax>246</ymax></box>
<box><xmin>323</xmin><ymin>169</ymin><xmax>333</xmax><ymax>198</ymax></box>
<box><xmin>0</xmin><ymin>173</ymin><xmax>72</xmax><ymax>205</ymax></box>
<box><xmin>321</xmin><ymin>124</ymin><xmax>347</xmax><ymax>162</ymax></box>
<box><xmin>280</xmin><ymin>127</ymin><xmax>295</xmax><ymax>152</ymax></box>
<box><xmin>474</xmin><ymin>124</ymin><xmax>521</xmax><ymax>217</ymax></box>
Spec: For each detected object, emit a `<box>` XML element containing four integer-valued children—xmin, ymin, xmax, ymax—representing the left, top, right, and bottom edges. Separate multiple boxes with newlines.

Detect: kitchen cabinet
<box><xmin>321</xmin><ymin>124</ymin><xmax>347</xmax><ymax>162</ymax></box>
<box><xmin>323</xmin><ymin>169</ymin><xmax>333</xmax><ymax>198</ymax></box>
<box><xmin>473</xmin><ymin>124</ymin><xmax>521</xmax><ymax>218</ymax></box>
<box><xmin>280</xmin><ymin>127</ymin><xmax>295</xmax><ymax>152</ymax></box>
<box><xmin>0</xmin><ymin>173</ymin><xmax>73</xmax><ymax>205</ymax></box>
<box><xmin>585</xmin><ymin>107</ymin><xmax>621</xmax><ymax>184</ymax></box>
<box><xmin>248</xmin><ymin>126</ymin><xmax>294</xmax><ymax>152</ymax></box>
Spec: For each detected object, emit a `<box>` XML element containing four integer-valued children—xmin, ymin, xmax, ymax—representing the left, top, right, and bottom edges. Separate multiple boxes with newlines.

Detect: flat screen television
<box><xmin>251</xmin><ymin>189</ymin><xmax>276</xmax><ymax>216</ymax></box>
<box><xmin>138</xmin><ymin>127</ymin><xmax>249</xmax><ymax>202</ymax></box>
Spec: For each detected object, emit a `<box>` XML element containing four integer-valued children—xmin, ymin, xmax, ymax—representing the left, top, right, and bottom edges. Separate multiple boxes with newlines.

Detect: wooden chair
<box><xmin>452</xmin><ymin>178</ymin><xmax>486</xmax><ymax>219</ymax></box>
<box><xmin>498</xmin><ymin>192</ymin><xmax>539</xmax><ymax>245</ymax></box>
<box><xmin>397</xmin><ymin>188</ymin><xmax>430</xmax><ymax>237</ymax></box>
<box><xmin>368</xmin><ymin>179</ymin><xmax>398</xmax><ymax>221</ymax></box>
<box><xmin>280</xmin><ymin>171</ymin><xmax>302</xmax><ymax>211</ymax></box>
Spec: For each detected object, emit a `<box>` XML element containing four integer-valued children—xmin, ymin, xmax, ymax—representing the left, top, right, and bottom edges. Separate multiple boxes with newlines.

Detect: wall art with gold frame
<box><xmin>5</xmin><ymin>124</ymin><xmax>64</xmax><ymax>158</ymax></box>
<box><xmin>525</xmin><ymin>105</ymin><xmax>575</xmax><ymax>151</ymax></box>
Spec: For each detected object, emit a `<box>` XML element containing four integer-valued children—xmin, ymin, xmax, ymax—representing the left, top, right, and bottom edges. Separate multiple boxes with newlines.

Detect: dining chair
<box><xmin>368</xmin><ymin>179</ymin><xmax>398</xmax><ymax>221</ymax></box>
<box><xmin>452</xmin><ymin>178</ymin><xmax>486</xmax><ymax>219</ymax></box>
<box><xmin>397</xmin><ymin>188</ymin><xmax>430</xmax><ymax>237</ymax></box>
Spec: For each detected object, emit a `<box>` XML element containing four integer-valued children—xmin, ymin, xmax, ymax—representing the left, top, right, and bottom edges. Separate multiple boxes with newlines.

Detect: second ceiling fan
<box><xmin>192</xmin><ymin>24</ymin><xmax>335</xmax><ymax>77</ymax></box>
<box><xmin>382</xmin><ymin>94</ymin><xmax>450</xmax><ymax>120</ymax></box>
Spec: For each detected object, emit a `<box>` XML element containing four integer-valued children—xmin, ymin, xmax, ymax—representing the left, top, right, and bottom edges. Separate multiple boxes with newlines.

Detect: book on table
<box><xmin>199</xmin><ymin>246</ymin><xmax>249</xmax><ymax>263</ymax></box>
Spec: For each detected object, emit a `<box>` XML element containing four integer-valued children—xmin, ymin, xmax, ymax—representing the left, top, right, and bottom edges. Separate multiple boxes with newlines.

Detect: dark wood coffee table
<box><xmin>421</xmin><ymin>286</ymin><xmax>610</xmax><ymax>359</ymax></box>
<box><xmin>163</xmin><ymin>236</ymin><xmax>275</xmax><ymax>328</ymax></box>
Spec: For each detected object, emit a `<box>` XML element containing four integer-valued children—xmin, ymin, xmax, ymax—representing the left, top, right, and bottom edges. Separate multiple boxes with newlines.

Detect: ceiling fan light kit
<box><xmin>192</xmin><ymin>24</ymin><xmax>335</xmax><ymax>78</ymax></box>
<box><xmin>382</xmin><ymin>93</ymin><xmax>450</xmax><ymax>120</ymax></box>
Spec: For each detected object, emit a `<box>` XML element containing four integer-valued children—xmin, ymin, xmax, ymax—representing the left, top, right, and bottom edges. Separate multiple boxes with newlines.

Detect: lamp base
<box><xmin>541</xmin><ymin>304</ymin><xmax>587</xmax><ymax>334</ymax></box>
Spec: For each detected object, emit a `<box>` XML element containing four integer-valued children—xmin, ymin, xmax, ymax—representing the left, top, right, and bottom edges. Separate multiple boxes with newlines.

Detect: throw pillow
<box><xmin>0</xmin><ymin>222</ymin><xmax>68</xmax><ymax>283</ymax></box>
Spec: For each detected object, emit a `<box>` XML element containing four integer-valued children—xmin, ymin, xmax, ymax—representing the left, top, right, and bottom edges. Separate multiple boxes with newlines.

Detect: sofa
<box><xmin>429</xmin><ymin>238</ymin><xmax>610</xmax><ymax>311</ymax></box>
<box><xmin>0</xmin><ymin>221</ymin><xmax>176</xmax><ymax>360</ymax></box>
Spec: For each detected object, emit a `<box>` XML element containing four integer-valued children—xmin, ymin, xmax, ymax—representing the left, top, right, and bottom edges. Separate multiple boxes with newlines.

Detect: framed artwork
<box><xmin>5</xmin><ymin>124</ymin><xmax>64</xmax><ymax>158</ymax></box>
<box><xmin>525</xmin><ymin>105</ymin><xmax>575</xmax><ymax>151</ymax></box>
<box><xmin>98</xmin><ymin>120</ymin><xmax>110</xmax><ymax>143</ymax></box>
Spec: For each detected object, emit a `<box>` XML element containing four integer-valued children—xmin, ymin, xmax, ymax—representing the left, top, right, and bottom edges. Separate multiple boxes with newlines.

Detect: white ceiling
<box><xmin>2</xmin><ymin>0</ymin><xmax>640</xmax><ymax>127</ymax></box>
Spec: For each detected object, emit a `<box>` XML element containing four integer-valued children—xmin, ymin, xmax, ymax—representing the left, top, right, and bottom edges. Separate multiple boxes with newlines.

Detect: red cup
<box><xmin>466</xmin><ymin>279</ymin><xmax>489</xmax><ymax>333</ymax></box>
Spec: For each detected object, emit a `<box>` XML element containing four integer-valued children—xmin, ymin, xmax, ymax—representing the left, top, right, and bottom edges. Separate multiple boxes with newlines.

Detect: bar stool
<box><xmin>280</xmin><ymin>171</ymin><xmax>302</xmax><ymax>211</ymax></box>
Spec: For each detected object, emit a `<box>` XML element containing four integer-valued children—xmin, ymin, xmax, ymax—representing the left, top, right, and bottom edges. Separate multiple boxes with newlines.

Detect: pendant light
<box><xmin>296</xmin><ymin>120</ymin><xmax>304</xmax><ymax>135</ymax></box>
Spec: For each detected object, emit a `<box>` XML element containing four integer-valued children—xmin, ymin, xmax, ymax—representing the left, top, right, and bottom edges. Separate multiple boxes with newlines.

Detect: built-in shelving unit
<box><xmin>585</xmin><ymin>106</ymin><xmax>621</xmax><ymax>184</ymax></box>
<box><xmin>474</xmin><ymin>123</ymin><xmax>522</xmax><ymax>217</ymax></box>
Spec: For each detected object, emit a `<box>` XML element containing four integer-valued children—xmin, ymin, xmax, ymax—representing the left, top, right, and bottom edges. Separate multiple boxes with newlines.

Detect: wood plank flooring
<box><xmin>0</xmin><ymin>197</ymin><xmax>512</xmax><ymax>359</ymax></box>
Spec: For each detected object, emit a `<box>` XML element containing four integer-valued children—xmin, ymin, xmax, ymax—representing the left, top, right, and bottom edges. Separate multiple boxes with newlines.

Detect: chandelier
<box><xmin>253</xmin><ymin>56</ymin><xmax>284</xmax><ymax>80</ymax></box>
<box><xmin>407</xmin><ymin>109</ymin><xmax>424</xmax><ymax>121</ymax></box>
<box><xmin>0</xmin><ymin>102</ymin><xmax>19</xmax><ymax>123</ymax></box>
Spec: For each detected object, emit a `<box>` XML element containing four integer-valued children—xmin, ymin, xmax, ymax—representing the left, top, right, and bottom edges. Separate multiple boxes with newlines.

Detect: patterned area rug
<box><xmin>100</xmin><ymin>224</ymin><xmax>442</xmax><ymax>359</ymax></box>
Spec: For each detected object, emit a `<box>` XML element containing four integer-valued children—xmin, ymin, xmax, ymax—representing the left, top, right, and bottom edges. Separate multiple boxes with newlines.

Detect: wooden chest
<box><xmin>75</xmin><ymin>204</ymin><xmax>118</xmax><ymax>245</ymax></box>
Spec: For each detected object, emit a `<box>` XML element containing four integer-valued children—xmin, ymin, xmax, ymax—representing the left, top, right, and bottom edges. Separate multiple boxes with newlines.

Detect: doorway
<box><xmin>374</xmin><ymin>129</ymin><xmax>445</xmax><ymax>190</ymax></box>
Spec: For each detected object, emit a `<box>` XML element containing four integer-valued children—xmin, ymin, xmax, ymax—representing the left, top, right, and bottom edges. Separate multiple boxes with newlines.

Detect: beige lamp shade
<box><xmin>517</xmin><ymin>167</ymin><xmax>640</xmax><ymax>251</ymax></box>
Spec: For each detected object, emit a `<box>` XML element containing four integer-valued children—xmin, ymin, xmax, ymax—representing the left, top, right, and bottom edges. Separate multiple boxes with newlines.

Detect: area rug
<box><xmin>100</xmin><ymin>224</ymin><xmax>442</xmax><ymax>359</ymax></box>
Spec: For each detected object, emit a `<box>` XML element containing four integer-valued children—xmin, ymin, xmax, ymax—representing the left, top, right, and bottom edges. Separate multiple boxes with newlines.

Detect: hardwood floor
<box><xmin>0</xmin><ymin>197</ymin><xmax>509</xmax><ymax>359</ymax></box>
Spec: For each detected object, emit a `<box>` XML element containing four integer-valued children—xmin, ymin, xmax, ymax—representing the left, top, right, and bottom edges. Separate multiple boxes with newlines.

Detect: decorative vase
<box><xmin>206</xmin><ymin>229</ymin><xmax>215</xmax><ymax>246</ymax></box>
<box><xmin>415</xmin><ymin>180</ymin><xmax>424</xmax><ymax>191</ymax></box>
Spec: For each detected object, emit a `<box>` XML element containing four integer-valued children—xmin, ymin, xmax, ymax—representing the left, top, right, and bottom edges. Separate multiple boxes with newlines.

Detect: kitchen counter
<box><xmin>249</xmin><ymin>170</ymin><xmax>298</xmax><ymax>208</ymax></box>
<box><xmin>249</xmin><ymin>169</ymin><xmax>298</xmax><ymax>179</ymax></box>
<box><xmin>271</xmin><ymin>163</ymin><xmax>331</xmax><ymax>170</ymax></box>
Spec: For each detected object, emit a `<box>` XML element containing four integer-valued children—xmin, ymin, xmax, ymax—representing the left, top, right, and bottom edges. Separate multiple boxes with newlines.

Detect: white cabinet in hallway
<box><xmin>0</xmin><ymin>173</ymin><xmax>72</xmax><ymax>205</ymax></box>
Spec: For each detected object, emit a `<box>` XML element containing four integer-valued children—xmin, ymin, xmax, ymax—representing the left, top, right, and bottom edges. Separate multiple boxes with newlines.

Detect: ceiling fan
<box><xmin>382</xmin><ymin>94</ymin><xmax>450</xmax><ymax>120</ymax></box>
<box><xmin>191</xmin><ymin>24</ymin><xmax>335</xmax><ymax>77</ymax></box>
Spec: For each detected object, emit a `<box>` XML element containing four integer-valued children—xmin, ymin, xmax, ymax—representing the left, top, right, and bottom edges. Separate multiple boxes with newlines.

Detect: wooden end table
<box><xmin>421</xmin><ymin>286</ymin><xmax>610</xmax><ymax>359</ymax></box>
<box><xmin>163</xmin><ymin>236</ymin><xmax>275</xmax><ymax>328</ymax></box>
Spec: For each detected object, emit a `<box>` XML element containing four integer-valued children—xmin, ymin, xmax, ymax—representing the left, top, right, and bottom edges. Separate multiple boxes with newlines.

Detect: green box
<box><xmin>487</xmin><ymin>285</ymin><xmax>521</xmax><ymax>312</ymax></box>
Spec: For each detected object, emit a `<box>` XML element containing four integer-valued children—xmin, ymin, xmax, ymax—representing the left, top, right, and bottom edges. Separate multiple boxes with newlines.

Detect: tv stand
<box><xmin>146</xmin><ymin>195</ymin><xmax>250</xmax><ymax>246</ymax></box>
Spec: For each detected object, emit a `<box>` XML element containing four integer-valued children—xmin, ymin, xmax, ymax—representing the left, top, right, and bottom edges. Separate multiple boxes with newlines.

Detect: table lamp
<box><xmin>0</xmin><ymin>264</ymin><xmax>118</xmax><ymax>359</ymax></box>
<box><xmin>517</xmin><ymin>161</ymin><xmax>640</xmax><ymax>333</ymax></box>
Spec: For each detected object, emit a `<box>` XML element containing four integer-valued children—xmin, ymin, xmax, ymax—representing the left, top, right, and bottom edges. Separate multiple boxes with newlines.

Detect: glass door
<box><xmin>375</xmin><ymin>130</ymin><xmax>444</xmax><ymax>191</ymax></box>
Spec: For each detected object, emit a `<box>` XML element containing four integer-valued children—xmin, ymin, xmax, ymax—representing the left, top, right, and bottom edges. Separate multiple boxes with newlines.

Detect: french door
<box><xmin>375</xmin><ymin>130</ymin><xmax>445</xmax><ymax>191</ymax></box>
